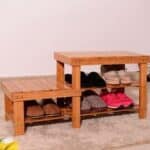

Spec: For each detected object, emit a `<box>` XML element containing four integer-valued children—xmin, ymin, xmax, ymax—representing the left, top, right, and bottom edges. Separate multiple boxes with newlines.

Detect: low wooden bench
<box><xmin>1</xmin><ymin>76</ymin><xmax>80</xmax><ymax>135</ymax></box>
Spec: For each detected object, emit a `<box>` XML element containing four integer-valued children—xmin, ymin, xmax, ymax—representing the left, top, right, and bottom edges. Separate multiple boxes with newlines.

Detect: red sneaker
<box><xmin>100</xmin><ymin>93</ymin><xmax>123</xmax><ymax>109</ymax></box>
<box><xmin>116</xmin><ymin>92</ymin><xmax>134</xmax><ymax>107</ymax></box>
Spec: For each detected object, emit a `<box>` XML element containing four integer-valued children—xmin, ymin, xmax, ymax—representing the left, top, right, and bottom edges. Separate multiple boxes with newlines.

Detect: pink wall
<box><xmin>0</xmin><ymin>0</ymin><xmax>149</xmax><ymax>77</ymax></box>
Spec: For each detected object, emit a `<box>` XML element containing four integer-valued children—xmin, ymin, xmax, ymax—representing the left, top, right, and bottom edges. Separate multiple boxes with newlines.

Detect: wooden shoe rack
<box><xmin>1</xmin><ymin>51</ymin><xmax>150</xmax><ymax>135</ymax></box>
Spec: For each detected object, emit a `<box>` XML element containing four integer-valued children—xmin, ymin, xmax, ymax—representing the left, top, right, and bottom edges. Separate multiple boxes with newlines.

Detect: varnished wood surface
<box><xmin>2</xmin><ymin>51</ymin><xmax>149</xmax><ymax>135</ymax></box>
<box><xmin>1</xmin><ymin>76</ymin><xmax>81</xmax><ymax>101</ymax></box>
<box><xmin>1</xmin><ymin>76</ymin><xmax>69</xmax><ymax>92</ymax></box>
<box><xmin>55</xmin><ymin>51</ymin><xmax>149</xmax><ymax>131</ymax></box>
<box><xmin>66</xmin><ymin>81</ymin><xmax>140</xmax><ymax>91</ymax></box>
<box><xmin>25</xmin><ymin>105</ymin><xmax>138</xmax><ymax>124</ymax></box>
<box><xmin>139</xmin><ymin>63</ymin><xmax>147</xmax><ymax>118</ymax></box>
<box><xmin>54</xmin><ymin>51</ymin><xmax>150</xmax><ymax>65</ymax></box>
<box><xmin>72</xmin><ymin>65</ymin><xmax>81</xmax><ymax>128</ymax></box>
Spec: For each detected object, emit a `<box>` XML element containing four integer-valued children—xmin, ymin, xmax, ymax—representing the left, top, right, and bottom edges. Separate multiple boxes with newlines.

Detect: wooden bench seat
<box><xmin>1</xmin><ymin>76</ymin><xmax>81</xmax><ymax>135</ymax></box>
<box><xmin>1</xmin><ymin>76</ymin><xmax>80</xmax><ymax>101</ymax></box>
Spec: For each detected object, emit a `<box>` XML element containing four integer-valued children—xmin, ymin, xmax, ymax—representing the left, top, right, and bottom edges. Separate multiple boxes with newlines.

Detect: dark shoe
<box><xmin>82</xmin><ymin>90</ymin><xmax>98</xmax><ymax>98</ymax></box>
<box><xmin>87</xmin><ymin>72</ymin><xmax>106</xmax><ymax>87</ymax></box>
<box><xmin>57</xmin><ymin>97</ymin><xmax>72</xmax><ymax>108</ymax></box>
<box><xmin>101</xmin><ymin>64</ymin><xmax>125</xmax><ymax>74</ymax></box>
<box><xmin>65</xmin><ymin>72</ymin><xmax>90</xmax><ymax>88</ymax></box>
<box><xmin>65</xmin><ymin>74</ymin><xmax>72</xmax><ymax>84</ymax></box>
<box><xmin>147</xmin><ymin>74</ymin><xmax>150</xmax><ymax>82</ymax></box>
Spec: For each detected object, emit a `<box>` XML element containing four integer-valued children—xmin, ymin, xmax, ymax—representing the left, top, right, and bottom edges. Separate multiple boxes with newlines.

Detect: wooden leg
<box><xmin>13</xmin><ymin>101</ymin><xmax>25</xmax><ymax>136</ymax></box>
<box><xmin>4</xmin><ymin>95</ymin><xmax>13</xmax><ymax>121</ymax></box>
<box><xmin>56</xmin><ymin>61</ymin><xmax>65</xmax><ymax>88</ymax></box>
<box><xmin>72</xmin><ymin>65</ymin><xmax>81</xmax><ymax>128</ymax></box>
<box><xmin>139</xmin><ymin>63</ymin><xmax>147</xmax><ymax>118</ymax></box>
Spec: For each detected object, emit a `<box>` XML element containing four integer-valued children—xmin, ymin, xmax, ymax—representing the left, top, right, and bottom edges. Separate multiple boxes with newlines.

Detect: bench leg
<box><xmin>56</xmin><ymin>61</ymin><xmax>64</xmax><ymax>87</ymax></box>
<box><xmin>72</xmin><ymin>65</ymin><xmax>81</xmax><ymax>128</ymax></box>
<box><xmin>4</xmin><ymin>95</ymin><xmax>13</xmax><ymax>121</ymax></box>
<box><xmin>139</xmin><ymin>63</ymin><xmax>147</xmax><ymax>118</ymax></box>
<box><xmin>72</xmin><ymin>96</ymin><xmax>81</xmax><ymax>128</ymax></box>
<box><xmin>13</xmin><ymin>101</ymin><xmax>25</xmax><ymax>136</ymax></box>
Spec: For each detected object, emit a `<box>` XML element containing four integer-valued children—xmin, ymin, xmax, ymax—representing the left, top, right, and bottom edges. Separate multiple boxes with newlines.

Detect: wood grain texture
<box><xmin>1</xmin><ymin>51</ymin><xmax>150</xmax><ymax>136</ymax></box>
<box><xmin>55</xmin><ymin>51</ymin><xmax>150</xmax><ymax>122</ymax></box>
<box><xmin>72</xmin><ymin>65</ymin><xmax>81</xmax><ymax>128</ymax></box>
<box><xmin>4</xmin><ymin>95</ymin><xmax>13</xmax><ymax>121</ymax></box>
<box><xmin>1</xmin><ymin>76</ymin><xmax>80</xmax><ymax>101</ymax></box>
<box><xmin>56</xmin><ymin>61</ymin><xmax>64</xmax><ymax>86</ymax></box>
<box><xmin>13</xmin><ymin>101</ymin><xmax>25</xmax><ymax>135</ymax></box>
<box><xmin>54</xmin><ymin>51</ymin><xmax>150</xmax><ymax>65</ymax></box>
<box><xmin>139</xmin><ymin>63</ymin><xmax>147</xmax><ymax>118</ymax></box>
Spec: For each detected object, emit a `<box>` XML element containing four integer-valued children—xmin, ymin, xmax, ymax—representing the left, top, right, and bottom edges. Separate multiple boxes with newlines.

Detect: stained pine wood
<box><xmin>2</xmin><ymin>51</ymin><xmax>150</xmax><ymax>136</ymax></box>
<box><xmin>54</xmin><ymin>51</ymin><xmax>150</xmax><ymax>65</ymax></box>
<box><xmin>139</xmin><ymin>63</ymin><xmax>147</xmax><ymax>118</ymax></box>
<box><xmin>1</xmin><ymin>76</ymin><xmax>81</xmax><ymax>135</ymax></box>
<box><xmin>81</xmin><ymin>105</ymin><xmax>139</xmax><ymax>117</ymax></box>
<box><xmin>1</xmin><ymin>76</ymin><xmax>80</xmax><ymax>101</ymax></box>
<box><xmin>13</xmin><ymin>101</ymin><xmax>24</xmax><ymax>136</ymax></box>
<box><xmin>4</xmin><ymin>95</ymin><xmax>13</xmax><ymax>121</ymax></box>
<box><xmin>55</xmin><ymin>51</ymin><xmax>150</xmax><ymax>126</ymax></box>
<box><xmin>56</xmin><ymin>61</ymin><xmax>64</xmax><ymax>86</ymax></box>
<box><xmin>72</xmin><ymin>65</ymin><xmax>81</xmax><ymax>128</ymax></box>
<box><xmin>25</xmin><ymin>105</ymin><xmax>138</xmax><ymax>124</ymax></box>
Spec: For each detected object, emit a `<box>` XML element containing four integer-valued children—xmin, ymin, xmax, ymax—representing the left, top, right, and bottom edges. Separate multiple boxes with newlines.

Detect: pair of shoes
<box><xmin>87</xmin><ymin>72</ymin><xmax>106</xmax><ymax>87</ymax></box>
<box><xmin>103</xmin><ymin>70</ymin><xmax>132</xmax><ymax>85</ymax></box>
<box><xmin>100</xmin><ymin>90</ymin><xmax>134</xmax><ymax>109</ymax></box>
<box><xmin>65</xmin><ymin>72</ymin><xmax>90</xmax><ymax>87</ymax></box>
<box><xmin>42</xmin><ymin>99</ymin><xmax>61</xmax><ymax>117</ymax></box>
<box><xmin>25</xmin><ymin>99</ymin><xmax>61</xmax><ymax>118</ymax></box>
<box><xmin>81</xmin><ymin>90</ymin><xmax>107</xmax><ymax>113</ymax></box>
<box><xmin>65</xmin><ymin>72</ymin><xmax>106</xmax><ymax>88</ymax></box>
<box><xmin>25</xmin><ymin>101</ymin><xmax>44</xmax><ymax>118</ymax></box>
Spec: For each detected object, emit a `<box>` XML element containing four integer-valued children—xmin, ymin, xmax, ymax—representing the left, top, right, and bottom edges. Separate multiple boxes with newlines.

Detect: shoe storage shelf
<box><xmin>1</xmin><ymin>76</ymin><xmax>80</xmax><ymax>135</ymax></box>
<box><xmin>54</xmin><ymin>51</ymin><xmax>150</xmax><ymax>128</ymax></box>
<box><xmin>1</xmin><ymin>51</ymin><xmax>150</xmax><ymax>136</ymax></box>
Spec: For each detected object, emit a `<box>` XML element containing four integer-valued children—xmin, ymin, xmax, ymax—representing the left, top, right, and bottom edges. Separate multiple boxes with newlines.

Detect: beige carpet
<box><xmin>0</xmin><ymin>85</ymin><xmax>150</xmax><ymax>150</ymax></box>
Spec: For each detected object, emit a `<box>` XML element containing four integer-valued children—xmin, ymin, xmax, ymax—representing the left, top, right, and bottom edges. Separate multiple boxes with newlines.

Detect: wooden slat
<box><xmin>11</xmin><ymin>89</ymin><xmax>80</xmax><ymax>101</ymax></box>
<box><xmin>25</xmin><ymin>105</ymin><xmax>138</xmax><ymax>124</ymax></box>
<box><xmin>66</xmin><ymin>81</ymin><xmax>140</xmax><ymax>91</ymax></box>
<box><xmin>25</xmin><ymin>116</ymin><xmax>70</xmax><ymax>124</ymax></box>
<box><xmin>54</xmin><ymin>51</ymin><xmax>150</xmax><ymax>65</ymax></box>
<box><xmin>1</xmin><ymin>76</ymin><xmax>81</xmax><ymax>101</ymax></box>
<box><xmin>81</xmin><ymin>105</ymin><xmax>139</xmax><ymax>117</ymax></box>
<box><xmin>139</xmin><ymin>63</ymin><xmax>147</xmax><ymax>118</ymax></box>
<box><xmin>13</xmin><ymin>101</ymin><xmax>25</xmax><ymax>135</ymax></box>
<box><xmin>1</xmin><ymin>76</ymin><xmax>70</xmax><ymax>93</ymax></box>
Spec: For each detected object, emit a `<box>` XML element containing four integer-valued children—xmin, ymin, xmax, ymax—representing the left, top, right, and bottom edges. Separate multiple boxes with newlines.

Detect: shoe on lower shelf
<box><xmin>26</xmin><ymin>100</ymin><xmax>44</xmax><ymax>118</ymax></box>
<box><xmin>116</xmin><ymin>92</ymin><xmax>134</xmax><ymax>108</ymax></box>
<box><xmin>42</xmin><ymin>99</ymin><xmax>61</xmax><ymax>117</ymax></box>
<box><xmin>100</xmin><ymin>92</ymin><xmax>123</xmax><ymax>109</ymax></box>
<box><xmin>147</xmin><ymin>74</ymin><xmax>150</xmax><ymax>82</ymax></box>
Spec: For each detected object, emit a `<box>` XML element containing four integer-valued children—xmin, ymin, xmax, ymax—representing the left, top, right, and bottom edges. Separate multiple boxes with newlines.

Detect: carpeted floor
<box><xmin>0</xmin><ymin>85</ymin><xmax>150</xmax><ymax>150</ymax></box>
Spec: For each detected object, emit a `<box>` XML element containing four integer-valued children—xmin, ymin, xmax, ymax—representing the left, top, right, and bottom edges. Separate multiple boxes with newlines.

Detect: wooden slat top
<box><xmin>1</xmin><ymin>76</ymin><xmax>70</xmax><ymax>93</ymax></box>
<box><xmin>54</xmin><ymin>51</ymin><xmax>150</xmax><ymax>65</ymax></box>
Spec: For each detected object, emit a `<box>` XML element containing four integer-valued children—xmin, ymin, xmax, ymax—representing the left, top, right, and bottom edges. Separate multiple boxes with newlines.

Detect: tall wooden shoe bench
<box><xmin>1</xmin><ymin>51</ymin><xmax>150</xmax><ymax>136</ymax></box>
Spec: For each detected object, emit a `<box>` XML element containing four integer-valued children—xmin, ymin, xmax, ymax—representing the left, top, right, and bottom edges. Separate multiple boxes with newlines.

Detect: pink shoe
<box><xmin>116</xmin><ymin>92</ymin><xmax>134</xmax><ymax>107</ymax></box>
<box><xmin>100</xmin><ymin>93</ymin><xmax>123</xmax><ymax>109</ymax></box>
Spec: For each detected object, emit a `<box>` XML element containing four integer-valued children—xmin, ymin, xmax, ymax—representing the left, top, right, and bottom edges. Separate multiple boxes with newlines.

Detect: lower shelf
<box><xmin>25</xmin><ymin>105</ymin><xmax>139</xmax><ymax>124</ymax></box>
